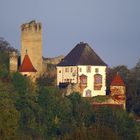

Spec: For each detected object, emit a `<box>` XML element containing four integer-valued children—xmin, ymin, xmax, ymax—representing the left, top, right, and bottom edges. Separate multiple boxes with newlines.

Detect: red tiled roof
<box><xmin>111</xmin><ymin>73</ymin><xmax>125</xmax><ymax>86</ymax></box>
<box><xmin>19</xmin><ymin>54</ymin><xmax>37</xmax><ymax>72</ymax></box>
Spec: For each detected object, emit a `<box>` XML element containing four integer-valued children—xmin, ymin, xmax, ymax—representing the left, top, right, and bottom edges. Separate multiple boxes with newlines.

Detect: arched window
<box><xmin>86</xmin><ymin>89</ymin><xmax>91</xmax><ymax>97</ymax></box>
<box><xmin>79</xmin><ymin>74</ymin><xmax>87</xmax><ymax>88</ymax></box>
<box><xmin>94</xmin><ymin>74</ymin><xmax>102</xmax><ymax>90</ymax></box>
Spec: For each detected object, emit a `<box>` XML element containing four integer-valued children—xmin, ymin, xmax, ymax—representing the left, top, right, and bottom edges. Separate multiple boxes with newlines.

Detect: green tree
<box><xmin>126</xmin><ymin>59</ymin><xmax>140</xmax><ymax>115</ymax></box>
<box><xmin>94</xmin><ymin>107</ymin><xmax>138</xmax><ymax>140</ymax></box>
<box><xmin>37</xmin><ymin>86</ymin><xmax>73</xmax><ymax>139</ymax></box>
<box><xmin>11</xmin><ymin>72</ymin><xmax>32</xmax><ymax>95</ymax></box>
<box><xmin>0</xmin><ymin>38</ymin><xmax>18</xmax><ymax>81</ymax></box>
<box><xmin>0</xmin><ymin>92</ymin><xmax>20</xmax><ymax>140</ymax></box>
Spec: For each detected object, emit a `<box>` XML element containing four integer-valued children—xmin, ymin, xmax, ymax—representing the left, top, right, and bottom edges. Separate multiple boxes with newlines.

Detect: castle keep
<box><xmin>9</xmin><ymin>20</ymin><xmax>63</xmax><ymax>80</ymax></box>
<box><xmin>21</xmin><ymin>20</ymin><xmax>43</xmax><ymax>77</ymax></box>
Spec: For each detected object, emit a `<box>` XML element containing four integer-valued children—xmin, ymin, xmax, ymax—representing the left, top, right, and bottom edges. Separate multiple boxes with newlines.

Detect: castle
<box><xmin>9</xmin><ymin>20</ymin><xmax>126</xmax><ymax>107</ymax></box>
<box><xmin>57</xmin><ymin>42</ymin><xmax>107</xmax><ymax>97</ymax></box>
<box><xmin>9</xmin><ymin>20</ymin><xmax>63</xmax><ymax>80</ymax></box>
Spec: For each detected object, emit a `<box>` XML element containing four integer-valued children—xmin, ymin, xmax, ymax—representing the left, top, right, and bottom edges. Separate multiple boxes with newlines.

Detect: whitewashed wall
<box><xmin>57</xmin><ymin>65</ymin><xmax>106</xmax><ymax>97</ymax></box>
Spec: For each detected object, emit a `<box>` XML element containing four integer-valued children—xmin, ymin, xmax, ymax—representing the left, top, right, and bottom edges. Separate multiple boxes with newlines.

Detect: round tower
<box><xmin>21</xmin><ymin>20</ymin><xmax>43</xmax><ymax>77</ymax></box>
<box><xmin>9</xmin><ymin>51</ymin><xmax>18</xmax><ymax>72</ymax></box>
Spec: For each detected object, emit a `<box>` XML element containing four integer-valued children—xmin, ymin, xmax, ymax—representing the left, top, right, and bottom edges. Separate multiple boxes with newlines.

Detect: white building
<box><xmin>57</xmin><ymin>42</ymin><xmax>107</xmax><ymax>97</ymax></box>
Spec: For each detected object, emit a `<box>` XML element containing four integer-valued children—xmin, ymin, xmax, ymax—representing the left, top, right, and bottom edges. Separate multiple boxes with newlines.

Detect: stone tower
<box><xmin>110</xmin><ymin>73</ymin><xmax>126</xmax><ymax>109</ymax></box>
<box><xmin>9</xmin><ymin>51</ymin><xmax>18</xmax><ymax>72</ymax></box>
<box><xmin>21</xmin><ymin>20</ymin><xmax>42</xmax><ymax>77</ymax></box>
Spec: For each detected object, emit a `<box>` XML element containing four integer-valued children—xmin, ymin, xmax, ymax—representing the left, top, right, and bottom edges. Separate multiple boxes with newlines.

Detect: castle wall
<box><xmin>21</xmin><ymin>20</ymin><xmax>42</xmax><ymax>77</ymax></box>
<box><xmin>110</xmin><ymin>86</ymin><xmax>126</xmax><ymax>109</ymax></box>
<box><xmin>43</xmin><ymin>55</ymin><xmax>64</xmax><ymax>73</ymax></box>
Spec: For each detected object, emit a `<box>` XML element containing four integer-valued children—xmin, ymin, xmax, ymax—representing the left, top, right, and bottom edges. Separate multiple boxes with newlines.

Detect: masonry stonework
<box><xmin>9</xmin><ymin>51</ymin><xmax>18</xmax><ymax>72</ymax></box>
<box><xmin>21</xmin><ymin>20</ymin><xmax>43</xmax><ymax>77</ymax></box>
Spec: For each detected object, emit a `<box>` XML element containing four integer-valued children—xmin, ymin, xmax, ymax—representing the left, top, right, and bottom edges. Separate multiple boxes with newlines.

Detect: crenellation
<box><xmin>21</xmin><ymin>21</ymin><xmax>42</xmax><ymax>33</ymax></box>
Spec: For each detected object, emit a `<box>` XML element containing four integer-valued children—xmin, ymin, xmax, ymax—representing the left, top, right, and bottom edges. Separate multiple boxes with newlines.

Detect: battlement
<box><xmin>21</xmin><ymin>20</ymin><xmax>42</xmax><ymax>32</ymax></box>
<box><xmin>10</xmin><ymin>51</ymin><xmax>18</xmax><ymax>58</ymax></box>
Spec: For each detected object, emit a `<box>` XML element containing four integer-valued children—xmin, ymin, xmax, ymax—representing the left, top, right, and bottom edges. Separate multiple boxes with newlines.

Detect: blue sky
<box><xmin>0</xmin><ymin>0</ymin><xmax>140</xmax><ymax>68</ymax></box>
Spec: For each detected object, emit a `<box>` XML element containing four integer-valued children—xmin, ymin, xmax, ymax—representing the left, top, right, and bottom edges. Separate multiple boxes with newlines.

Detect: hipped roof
<box><xmin>58</xmin><ymin>42</ymin><xmax>107</xmax><ymax>66</ymax></box>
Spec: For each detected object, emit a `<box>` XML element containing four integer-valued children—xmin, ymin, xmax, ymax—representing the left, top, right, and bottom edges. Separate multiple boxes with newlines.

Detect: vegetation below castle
<box><xmin>0</xmin><ymin>74</ymin><xmax>140</xmax><ymax>140</ymax></box>
<box><xmin>0</xmin><ymin>39</ymin><xmax>140</xmax><ymax>140</ymax></box>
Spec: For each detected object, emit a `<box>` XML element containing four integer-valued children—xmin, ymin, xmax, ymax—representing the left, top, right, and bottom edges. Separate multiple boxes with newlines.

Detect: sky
<box><xmin>0</xmin><ymin>0</ymin><xmax>140</xmax><ymax>68</ymax></box>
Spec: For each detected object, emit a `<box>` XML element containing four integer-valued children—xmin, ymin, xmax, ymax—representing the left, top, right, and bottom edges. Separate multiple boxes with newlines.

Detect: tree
<box><xmin>11</xmin><ymin>72</ymin><xmax>31</xmax><ymax>95</ymax></box>
<box><xmin>0</xmin><ymin>38</ymin><xmax>18</xmax><ymax>68</ymax></box>
<box><xmin>126</xmin><ymin>59</ymin><xmax>140</xmax><ymax>115</ymax></box>
<box><xmin>37</xmin><ymin>86</ymin><xmax>73</xmax><ymax>139</ymax></box>
<box><xmin>0</xmin><ymin>92</ymin><xmax>20</xmax><ymax>140</ymax></box>
<box><xmin>0</xmin><ymin>37</ymin><xmax>18</xmax><ymax>53</ymax></box>
<box><xmin>36</xmin><ymin>74</ymin><xmax>56</xmax><ymax>87</ymax></box>
<box><xmin>94</xmin><ymin>107</ymin><xmax>138</xmax><ymax>140</ymax></box>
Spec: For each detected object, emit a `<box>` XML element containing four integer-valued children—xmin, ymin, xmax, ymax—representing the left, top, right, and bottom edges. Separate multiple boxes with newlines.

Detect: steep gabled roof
<box><xmin>58</xmin><ymin>42</ymin><xmax>107</xmax><ymax>66</ymax></box>
<box><xmin>111</xmin><ymin>73</ymin><xmax>125</xmax><ymax>86</ymax></box>
<box><xmin>19</xmin><ymin>54</ymin><xmax>37</xmax><ymax>72</ymax></box>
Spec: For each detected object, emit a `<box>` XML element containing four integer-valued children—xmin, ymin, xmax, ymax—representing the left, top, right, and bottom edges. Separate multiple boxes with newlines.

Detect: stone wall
<box><xmin>21</xmin><ymin>20</ymin><xmax>42</xmax><ymax>77</ymax></box>
<box><xmin>43</xmin><ymin>55</ymin><xmax>64</xmax><ymax>74</ymax></box>
<box><xmin>9</xmin><ymin>51</ymin><xmax>18</xmax><ymax>72</ymax></box>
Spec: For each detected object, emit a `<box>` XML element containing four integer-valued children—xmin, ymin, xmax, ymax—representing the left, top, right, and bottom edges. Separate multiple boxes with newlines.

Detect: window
<box><xmin>72</xmin><ymin>70</ymin><xmax>77</xmax><ymax>76</ymax></box>
<box><xmin>95</xmin><ymin>68</ymin><xmax>99</xmax><ymax>73</ymax></box>
<box><xmin>59</xmin><ymin>70</ymin><xmax>61</xmax><ymax>73</ymax></box>
<box><xmin>71</xmin><ymin>68</ymin><xmax>73</xmax><ymax>72</ymax></box>
<box><xmin>65</xmin><ymin>68</ymin><xmax>69</xmax><ymax>72</ymax></box>
<box><xmin>86</xmin><ymin>66</ymin><xmax>91</xmax><ymax>73</ymax></box>
<box><xmin>79</xmin><ymin>75</ymin><xmax>87</xmax><ymax>87</ymax></box>
<box><xmin>86</xmin><ymin>89</ymin><xmax>91</xmax><ymax>97</ymax></box>
<box><xmin>94</xmin><ymin>74</ymin><xmax>102</xmax><ymax>90</ymax></box>
<box><xmin>79</xmin><ymin>68</ymin><xmax>82</xmax><ymax>72</ymax></box>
